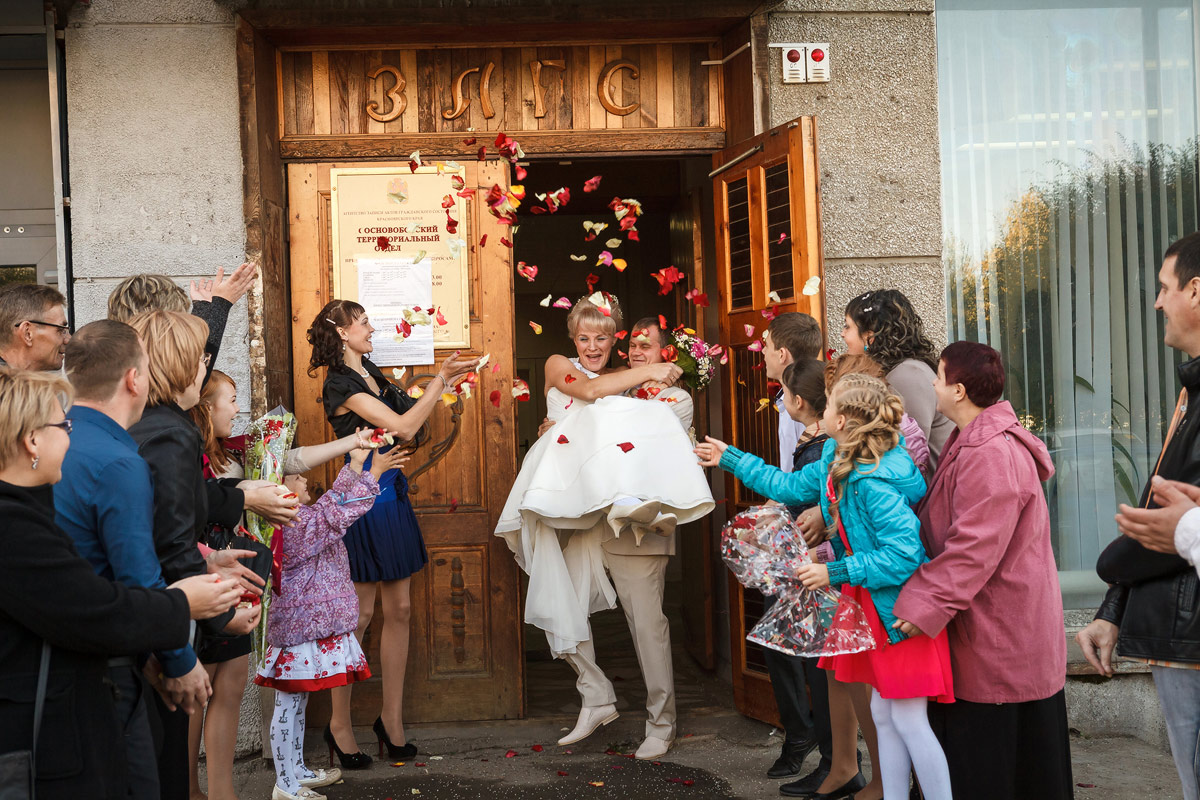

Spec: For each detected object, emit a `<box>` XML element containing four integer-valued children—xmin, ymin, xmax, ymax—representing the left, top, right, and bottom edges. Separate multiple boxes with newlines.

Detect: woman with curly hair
<box><xmin>843</xmin><ymin>290</ymin><xmax>955</xmax><ymax>469</ymax></box>
<box><xmin>307</xmin><ymin>299</ymin><xmax>478</xmax><ymax>769</ymax></box>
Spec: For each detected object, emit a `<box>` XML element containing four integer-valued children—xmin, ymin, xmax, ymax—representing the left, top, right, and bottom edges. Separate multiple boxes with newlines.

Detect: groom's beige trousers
<box><xmin>561</xmin><ymin>526</ymin><xmax>676</xmax><ymax>741</ymax></box>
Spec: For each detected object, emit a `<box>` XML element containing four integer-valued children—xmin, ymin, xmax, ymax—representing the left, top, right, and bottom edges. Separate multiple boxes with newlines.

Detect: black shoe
<box><xmin>324</xmin><ymin>724</ymin><xmax>372</xmax><ymax>770</ymax></box>
<box><xmin>781</xmin><ymin>770</ymin><xmax>866</xmax><ymax>799</ymax></box>
<box><xmin>373</xmin><ymin>716</ymin><xmax>418</xmax><ymax>760</ymax></box>
<box><xmin>779</xmin><ymin>765</ymin><xmax>828</xmax><ymax>795</ymax></box>
<box><xmin>767</xmin><ymin>739</ymin><xmax>819</xmax><ymax>779</ymax></box>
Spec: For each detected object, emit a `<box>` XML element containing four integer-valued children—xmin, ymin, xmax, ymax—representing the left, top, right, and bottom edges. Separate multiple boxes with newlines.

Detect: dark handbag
<box><xmin>202</xmin><ymin>527</ymin><xmax>272</xmax><ymax>599</ymax></box>
<box><xmin>0</xmin><ymin>641</ymin><xmax>50</xmax><ymax>800</ymax></box>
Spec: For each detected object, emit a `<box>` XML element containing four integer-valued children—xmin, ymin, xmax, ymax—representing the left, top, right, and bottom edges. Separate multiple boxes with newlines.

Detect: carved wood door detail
<box><xmin>711</xmin><ymin>117</ymin><xmax>826</xmax><ymax>725</ymax></box>
<box><xmin>287</xmin><ymin>160</ymin><xmax>524</xmax><ymax>722</ymax></box>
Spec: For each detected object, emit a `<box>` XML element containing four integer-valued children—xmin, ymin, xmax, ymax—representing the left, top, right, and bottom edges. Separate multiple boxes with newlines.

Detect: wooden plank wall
<box><xmin>277</xmin><ymin>41</ymin><xmax>723</xmax><ymax>155</ymax></box>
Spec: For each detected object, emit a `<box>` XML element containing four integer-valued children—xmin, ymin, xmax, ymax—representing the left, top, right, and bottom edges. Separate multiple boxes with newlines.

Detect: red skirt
<box><xmin>819</xmin><ymin>585</ymin><xmax>954</xmax><ymax>703</ymax></box>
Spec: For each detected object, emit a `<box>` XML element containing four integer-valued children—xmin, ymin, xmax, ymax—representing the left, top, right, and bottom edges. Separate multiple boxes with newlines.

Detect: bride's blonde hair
<box><xmin>826</xmin><ymin>373</ymin><xmax>906</xmax><ymax>528</ymax></box>
<box><xmin>566</xmin><ymin>292</ymin><xmax>623</xmax><ymax>337</ymax></box>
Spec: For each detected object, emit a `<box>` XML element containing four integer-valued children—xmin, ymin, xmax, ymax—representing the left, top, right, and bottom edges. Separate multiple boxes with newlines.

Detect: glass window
<box><xmin>937</xmin><ymin>1</ymin><xmax>1199</xmax><ymax>604</ymax></box>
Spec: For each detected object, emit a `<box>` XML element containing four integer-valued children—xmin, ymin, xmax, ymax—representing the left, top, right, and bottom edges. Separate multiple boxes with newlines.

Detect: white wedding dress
<box><xmin>495</xmin><ymin>359</ymin><xmax>715</xmax><ymax>656</ymax></box>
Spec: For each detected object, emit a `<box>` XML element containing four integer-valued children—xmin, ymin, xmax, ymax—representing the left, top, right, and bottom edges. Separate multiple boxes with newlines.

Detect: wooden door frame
<box><xmin>711</xmin><ymin>117</ymin><xmax>826</xmax><ymax>725</ymax></box>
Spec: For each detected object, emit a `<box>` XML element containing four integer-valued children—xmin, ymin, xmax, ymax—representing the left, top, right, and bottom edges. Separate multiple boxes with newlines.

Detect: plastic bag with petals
<box><xmin>721</xmin><ymin>505</ymin><xmax>876</xmax><ymax>657</ymax></box>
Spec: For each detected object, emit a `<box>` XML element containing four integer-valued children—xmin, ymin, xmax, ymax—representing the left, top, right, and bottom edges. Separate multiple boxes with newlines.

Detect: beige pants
<box><xmin>561</xmin><ymin>550</ymin><xmax>676</xmax><ymax>740</ymax></box>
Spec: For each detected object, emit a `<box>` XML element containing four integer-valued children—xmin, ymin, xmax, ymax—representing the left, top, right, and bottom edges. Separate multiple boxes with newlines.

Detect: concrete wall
<box><xmin>64</xmin><ymin>0</ymin><xmax>259</xmax><ymax>756</ymax></box>
<box><xmin>65</xmin><ymin>0</ymin><xmax>252</xmax><ymax>417</ymax></box>
<box><xmin>764</xmin><ymin>1</ymin><xmax>946</xmax><ymax>347</ymax></box>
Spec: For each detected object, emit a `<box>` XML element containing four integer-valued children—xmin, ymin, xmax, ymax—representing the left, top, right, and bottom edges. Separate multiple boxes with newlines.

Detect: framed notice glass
<box><xmin>331</xmin><ymin>166</ymin><xmax>470</xmax><ymax>359</ymax></box>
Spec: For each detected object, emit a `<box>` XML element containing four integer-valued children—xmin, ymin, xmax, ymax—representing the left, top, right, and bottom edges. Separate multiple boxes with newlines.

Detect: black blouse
<box><xmin>322</xmin><ymin>359</ymin><xmax>420</xmax><ymax>440</ymax></box>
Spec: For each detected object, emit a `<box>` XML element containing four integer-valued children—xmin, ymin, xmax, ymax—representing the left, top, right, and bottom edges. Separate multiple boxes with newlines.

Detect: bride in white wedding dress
<box><xmin>495</xmin><ymin>292</ymin><xmax>714</xmax><ymax>758</ymax></box>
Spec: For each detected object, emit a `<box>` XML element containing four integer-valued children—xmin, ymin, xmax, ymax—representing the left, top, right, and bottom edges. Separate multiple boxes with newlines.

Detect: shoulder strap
<box><xmin>1146</xmin><ymin>388</ymin><xmax>1189</xmax><ymax>508</ymax></box>
<box><xmin>31</xmin><ymin>641</ymin><xmax>50</xmax><ymax>766</ymax></box>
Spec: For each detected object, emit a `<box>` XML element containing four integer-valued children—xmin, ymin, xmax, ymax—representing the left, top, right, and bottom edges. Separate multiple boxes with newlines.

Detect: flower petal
<box><xmin>529</xmin><ymin>321</ymin><xmax>543</xmax><ymax>335</ymax></box>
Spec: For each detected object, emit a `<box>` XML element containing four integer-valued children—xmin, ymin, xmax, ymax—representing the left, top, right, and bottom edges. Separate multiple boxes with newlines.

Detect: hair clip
<box><xmin>325</xmin><ymin>318</ymin><xmax>339</xmax><ymax>325</ymax></box>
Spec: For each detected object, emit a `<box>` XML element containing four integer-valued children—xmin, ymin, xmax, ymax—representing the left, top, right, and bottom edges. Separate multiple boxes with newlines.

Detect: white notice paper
<box><xmin>357</xmin><ymin>256</ymin><xmax>435</xmax><ymax>366</ymax></box>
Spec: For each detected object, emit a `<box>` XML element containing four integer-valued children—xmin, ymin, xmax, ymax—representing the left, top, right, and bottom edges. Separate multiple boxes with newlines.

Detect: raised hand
<box><xmin>205</xmin><ymin>548</ymin><xmax>266</xmax><ymax>596</ymax></box>
<box><xmin>370</xmin><ymin>446</ymin><xmax>410</xmax><ymax>479</ymax></box>
<box><xmin>241</xmin><ymin>481</ymin><xmax>300</xmax><ymax>526</ymax></box>
<box><xmin>170</xmin><ymin>573</ymin><xmax>241</xmax><ymax>620</ymax></box>
<box><xmin>439</xmin><ymin>350</ymin><xmax>483</xmax><ymax>382</ymax></box>
<box><xmin>189</xmin><ymin>277</ymin><xmax>215</xmax><ymax>302</ymax></box>
<box><xmin>212</xmin><ymin>261</ymin><xmax>257</xmax><ymax>304</ymax></box>
<box><xmin>694</xmin><ymin>435</ymin><xmax>728</xmax><ymax>467</ymax></box>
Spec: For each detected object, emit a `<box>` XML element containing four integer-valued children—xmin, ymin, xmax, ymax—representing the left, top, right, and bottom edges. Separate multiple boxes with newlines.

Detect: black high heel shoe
<box><xmin>373</xmin><ymin>716</ymin><xmax>418</xmax><ymax>760</ymax></box>
<box><xmin>324</xmin><ymin>724</ymin><xmax>372</xmax><ymax>770</ymax></box>
<box><xmin>806</xmin><ymin>771</ymin><xmax>867</xmax><ymax>800</ymax></box>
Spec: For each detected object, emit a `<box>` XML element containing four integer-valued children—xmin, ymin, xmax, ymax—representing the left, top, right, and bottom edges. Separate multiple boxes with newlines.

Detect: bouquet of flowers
<box><xmin>242</xmin><ymin>406</ymin><xmax>298</xmax><ymax>664</ymax></box>
<box><xmin>721</xmin><ymin>504</ymin><xmax>876</xmax><ymax>657</ymax></box>
<box><xmin>663</xmin><ymin>328</ymin><xmax>719</xmax><ymax>392</ymax></box>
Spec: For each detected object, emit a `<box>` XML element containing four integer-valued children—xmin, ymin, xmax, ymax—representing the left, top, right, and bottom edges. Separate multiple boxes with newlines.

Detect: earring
<box><xmin>31</xmin><ymin>456</ymin><xmax>39</xmax><ymax>470</ymax></box>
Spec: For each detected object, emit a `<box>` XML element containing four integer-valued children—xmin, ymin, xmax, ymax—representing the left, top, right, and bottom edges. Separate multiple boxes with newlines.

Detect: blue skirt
<box><xmin>343</xmin><ymin>449</ymin><xmax>428</xmax><ymax>583</ymax></box>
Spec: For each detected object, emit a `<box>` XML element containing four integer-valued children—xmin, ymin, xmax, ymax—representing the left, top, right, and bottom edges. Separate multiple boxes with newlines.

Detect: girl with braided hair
<box><xmin>696</xmin><ymin>374</ymin><xmax>953</xmax><ymax>800</ymax></box>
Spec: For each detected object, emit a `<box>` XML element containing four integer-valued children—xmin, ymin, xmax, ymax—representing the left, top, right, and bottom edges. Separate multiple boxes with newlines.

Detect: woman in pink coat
<box><xmin>892</xmin><ymin>341</ymin><xmax>1072</xmax><ymax>800</ymax></box>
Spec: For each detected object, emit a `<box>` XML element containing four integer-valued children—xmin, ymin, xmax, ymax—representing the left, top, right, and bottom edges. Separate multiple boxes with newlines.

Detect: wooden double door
<box><xmin>287</xmin><ymin>160</ymin><xmax>523</xmax><ymax>723</ymax></box>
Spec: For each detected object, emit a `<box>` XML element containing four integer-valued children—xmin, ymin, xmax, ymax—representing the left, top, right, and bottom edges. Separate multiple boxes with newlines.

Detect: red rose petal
<box><xmin>683</xmin><ymin>779</ymin><xmax>695</xmax><ymax>786</ymax></box>
<box><xmin>479</xmin><ymin>234</ymin><xmax>488</xmax><ymax>247</ymax></box>
<box><xmin>448</xmin><ymin>497</ymin><xmax>458</xmax><ymax>513</ymax></box>
<box><xmin>489</xmin><ymin>389</ymin><xmax>501</xmax><ymax>408</ymax></box>
<box><xmin>557</xmin><ymin>435</ymin><xmax>569</xmax><ymax>444</ymax></box>
<box><xmin>415</xmin><ymin>762</ymin><xmax>427</xmax><ymax>767</ymax></box>
<box><xmin>504</xmin><ymin>750</ymin><xmax>518</xmax><ymax>758</ymax></box>
<box><xmin>583</xmin><ymin>175</ymin><xmax>603</xmax><ymax>192</ymax></box>
<box><xmin>531</xmin><ymin>744</ymin><xmax>544</xmax><ymax>752</ymax></box>
<box><xmin>516</xmin><ymin>165</ymin><xmax>527</xmax><ymax>181</ymax></box>
<box><xmin>477</xmin><ymin>145</ymin><xmax>487</xmax><ymax>160</ymax></box>
<box><xmin>658</xmin><ymin>314</ymin><xmax>668</xmax><ymax>331</ymax></box>
<box><xmin>617</xmin><ymin>442</ymin><xmax>634</xmax><ymax>453</ymax></box>
<box><xmin>564</xmin><ymin>374</ymin><xmax>577</xmax><ymax>384</ymax></box>
<box><xmin>500</xmin><ymin>237</ymin><xmax>513</xmax><ymax>248</ymax></box>
<box><xmin>557</xmin><ymin>770</ymin><xmax>569</xmax><ymax>777</ymax></box>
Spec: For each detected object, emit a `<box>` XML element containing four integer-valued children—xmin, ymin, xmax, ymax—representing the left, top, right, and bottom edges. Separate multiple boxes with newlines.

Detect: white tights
<box><xmin>869</xmin><ymin>690</ymin><xmax>953</xmax><ymax>800</ymax></box>
<box><xmin>270</xmin><ymin>690</ymin><xmax>320</xmax><ymax>794</ymax></box>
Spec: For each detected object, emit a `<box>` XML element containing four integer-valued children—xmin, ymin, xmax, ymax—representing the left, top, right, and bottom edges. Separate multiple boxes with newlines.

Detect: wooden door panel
<box><xmin>287</xmin><ymin>160</ymin><xmax>523</xmax><ymax>723</ymax></box>
<box><xmin>711</xmin><ymin>117</ymin><xmax>825</xmax><ymax>726</ymax></box>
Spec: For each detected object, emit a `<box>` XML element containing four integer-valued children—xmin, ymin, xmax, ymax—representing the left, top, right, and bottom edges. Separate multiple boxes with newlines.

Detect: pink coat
<box><xmin>893</xmin><ymin>401</ymin><xmax>1066</xmax><ymax>704</ymax></box>
<box><xmin>267</xmin><ymin>466</ymin><xmax>379</xmax><ymax>648</ymax></box>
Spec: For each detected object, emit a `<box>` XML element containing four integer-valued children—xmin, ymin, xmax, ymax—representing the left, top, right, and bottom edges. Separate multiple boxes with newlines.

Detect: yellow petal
<box><xmin>612</xmin><ymin>259</ymin><xmax>627</xmax><ymax>272</ymax></box>
<box><xmin>756</xmin><ymin>397</ymin><xmax>771</xmax><ymax>412</ymax></box>
<box><xmin>441</xmin><ymin>392</ymin><xmax>458</xmax><ymax>406</ymax></box>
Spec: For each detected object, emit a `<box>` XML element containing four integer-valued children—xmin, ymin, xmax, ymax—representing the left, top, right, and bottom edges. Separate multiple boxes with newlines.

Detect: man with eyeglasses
<box><xmin>0</xmin><ymin>283</ymin><xmax>70</xmax><ymax>371</ymax></box>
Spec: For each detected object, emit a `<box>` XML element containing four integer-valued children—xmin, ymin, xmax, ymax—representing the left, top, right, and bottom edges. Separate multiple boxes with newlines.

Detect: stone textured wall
<box><xmin>64</xmin><ymin>0</ymin><xmax>260</xmax><ymax>756</ymax></box>
<box><xmin>65</xmin><ymin>0</ymin><xmax>252</xmax><ymax>417</ymax></box>
<box><xmin>765</xmin><ymin>1</ymin><xmax>946</xmax><ymax>348</ymax></box>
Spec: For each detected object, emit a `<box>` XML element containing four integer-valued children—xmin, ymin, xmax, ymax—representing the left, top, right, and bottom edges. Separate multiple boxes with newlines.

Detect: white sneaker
<box><xmin>298</xmin><ymin>767</ymin><xmax>342</xmax><ymax>788</ymax></box>
<box><xmin>634</xmin><ymin>735</ymin><xmax>673</xmax><ymax>760</ymax></box>
<box><xmin>271</xmin><ymin>785</ymin><xmax>326</xmax><ymax>800</ymax></box>
<box><xmin>557</xmin><ymin>704</ymin><xmax>620</xmax><ymax>746</ymax></box>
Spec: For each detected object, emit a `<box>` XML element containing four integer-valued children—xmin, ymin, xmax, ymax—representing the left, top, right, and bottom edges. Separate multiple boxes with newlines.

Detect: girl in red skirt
<box><xmin>699</xmin><ymin>373</ymin><xmax>953</xmax><ymax>800</ymax></box>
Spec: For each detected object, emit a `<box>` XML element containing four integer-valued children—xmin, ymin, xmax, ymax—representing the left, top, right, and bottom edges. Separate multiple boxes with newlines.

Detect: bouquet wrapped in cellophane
<box><xmin>242</xmin><ymin>405</ymin><xmax>297</xmax><ymax>665</ymax></box>
<box><xmin>721</xmin><ymin>505</ymin><xmax>876</xmax><ymax>657</ymax></box>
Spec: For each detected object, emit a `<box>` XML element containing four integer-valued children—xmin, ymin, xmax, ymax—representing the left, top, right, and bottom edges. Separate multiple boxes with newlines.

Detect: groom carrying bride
<box><xmin>496</xmin><ymin>294</ymin><xmax>715</xmax><ymax>761</ymax></box>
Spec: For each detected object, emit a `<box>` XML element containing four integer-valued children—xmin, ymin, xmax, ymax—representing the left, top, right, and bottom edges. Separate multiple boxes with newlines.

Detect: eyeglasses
<box><xmin>19</xmin><ymin>320</ymin><xmax>70</xmax><ymax>336</ymax></box>
<box><xmin>40</xmin><ymin>419</ymin><xmax>72</xmax><ymax>435</ymax></box>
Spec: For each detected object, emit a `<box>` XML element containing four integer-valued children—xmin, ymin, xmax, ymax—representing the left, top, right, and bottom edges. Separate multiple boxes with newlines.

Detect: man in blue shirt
<box><xmin>53</xmin><ymin>320</ymin><xmax>216</xmax><ymax>800</ymax></box>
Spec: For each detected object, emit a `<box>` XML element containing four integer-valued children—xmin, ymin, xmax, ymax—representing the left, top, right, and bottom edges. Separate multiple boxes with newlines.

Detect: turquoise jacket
<box><xmin>719</xmin><ymin>438</ymin><xmax>927</xmax><ymax>644</ymax></box>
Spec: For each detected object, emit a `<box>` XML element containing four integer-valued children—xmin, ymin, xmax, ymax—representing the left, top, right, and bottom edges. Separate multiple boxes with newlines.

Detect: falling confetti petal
<box><xmin>491</xmin><ymin>362</ymin><xmax>501</xmax><ymax>373</ymax></box>
<box><xmin>586</xmin><ymin>273</ymin><xmax>600</xmax><ymax>293</ymax></box>
<box><xmin>408</xmin><ymin>386</ymin><xmax>424</xmax><ymax>399</ymax></box>
<box><xmin>605</xmin><ymin>238</ymin><xmax>622</xmax><ymax>248</ymax></box>
<box><xmin>517</xmin><ymin>262</ymin><xmax>538</xmax><ymax>281</ymax></box>
<box><xmin>477</xmin><ymin>353</ymin><xmax>490</xmax><ymax>370</ymax></box>
<box><xmin>614</xmin><ymin>330</ymin><xmax>628</xmax><ymax>340</ymax></box>
<box><xmin>463</xmin><ymin>137</ymin><xmax>477</xmax><ymax>146</ymax></box>
<box><xmin>748</xmin><ymin>340</ymin><xmax>764</xmax><ymax>352</ymax></box>
<box><xmin>392</xmin><ymin>367</ymin><xmax>407</xmax><ymax>381</ymax></box>
<box><xmin>652</xmin><ymin>266</ymin><xmax>685</xmax><ymax>295</ymax></box>
<box><xmin>583</xmin><ymin>175</ymin><xmax>603</xmax><ymax>192</ymax></box>
<box><xmin>778</xmin><ymin>231</ymin><xmax>788</xmax><ymax>243</ymax></box>
<box><xmin>479</xmin><ymin>234</ymin><xmax>488</xmax><ymax>247</ymax></box>
<box><xmin>743</xmin><ymin>323</ymin><xmax>756</xmax><ymax>337</ymax></box>
<box><xmin>564</xmin><ymin>374</ymin><xmax>577</xmax><ymax>384</ymax></box>
<box><xmin>756</xmin><ymin>397</ymin><xmax>771</xmax><ymax>412</ymax></box>
<box><xmin>489</xmin><ymin>390</ymin><xmax>501</xmax><ymax>407</ymax></box>
<box><xmin>596</xmin><ymin>251</ymin><xmax>614</xmax><ymax>267</ymax></box>
<box><xmin>529</xmin><ymin>321</ymin><xmax>543</xmax><ymax>335</ymax></box>
<box><xmin>612</xmin><ymin>259</ymin><xmax>628</xmax><ymax>272</ymax></box>
<box><xmin>617</xmin><ymin>442</ymin><xmax>635</xmax><ymax>453</ymax></box>
<box><xmin>658</xmin><ymin>314</ymin><xmax>668</xmax><ymax>331</ymax></box>
<box><xmin>802</xmin><ymin>275</ymin><xmax>821</xmax><ymax>296</ymax></box>
<box><xmin>540</xmin><ymin>293</ymin><xmax>552</xmax><ymax>307</ymax></box>
<box><xmin>767</xmin><ymin>290</ymin><xmax>783</xmax><ymax>304</ymax></box>
<box><xmin>515</xmin><ymin>164</ymin><xmax>527</xmax><ymax>181</ymax></box>
<box><xmin>570</xmin><ymin>254</ymin><xmax>587</xmax><ymax>261</ymax></box>
<box><xmin>553</xmin><ymin>297</ymin><xmax>572</xmax><ymax>309</ymax></box>
<box><xmin>500</xmin><ymin>237</ymin><xmax>513</xmax><ymax>248</ymax></box>
<box><xmin>762</xmin><ymin>305</ymin><xmax>779</xmax><ymax>321</ymax></box>
<box><xmin>685</xmin><ymin>289</ymin><xmax>709</xmax><ymax>307</ymax></box>
<box><xmin>512</xmin><ymin>378</ymin><xmax>530</xmax><ymax>400</ymax></box>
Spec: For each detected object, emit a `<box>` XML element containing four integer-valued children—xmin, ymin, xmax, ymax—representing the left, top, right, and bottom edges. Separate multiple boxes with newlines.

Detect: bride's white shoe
<box><xmin>606</xmin><ymin>500</ymin><xmax>661</xmax><ymax>538</ymax></box>
<box><xmin>557</xmin><ymin>703</ymin><xmax>620</xmax><ymax>746</ymax></box>
<box><xmin>272</xmin><ymin>785</ymin><xmax>326</xmax><ymax>800</ymax></box>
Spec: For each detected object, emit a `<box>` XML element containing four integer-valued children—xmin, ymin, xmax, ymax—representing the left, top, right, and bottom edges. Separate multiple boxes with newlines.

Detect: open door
<box><xmin>287</xmin><ymin>160</ymin><xmax>524</xmax><ymax>723</ymax></box>
<box><xmin>711</xmin><ymin>117</ymin><xmax>825</xmax><ymax>724</ymax></box>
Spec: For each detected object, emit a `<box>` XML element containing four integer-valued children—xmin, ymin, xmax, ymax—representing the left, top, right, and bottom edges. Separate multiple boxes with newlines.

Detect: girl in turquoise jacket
<box><xmin>697</xmin><ymin>373</ymin><xmax>953</xmax><ymax>800</ymax></box>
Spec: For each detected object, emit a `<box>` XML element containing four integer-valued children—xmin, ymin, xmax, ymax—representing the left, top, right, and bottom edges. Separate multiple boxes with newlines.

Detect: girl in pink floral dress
<box><xmin>254</xmin><ymin>441</ymin><xmax>406</xmax><ymax>800</ymax></box>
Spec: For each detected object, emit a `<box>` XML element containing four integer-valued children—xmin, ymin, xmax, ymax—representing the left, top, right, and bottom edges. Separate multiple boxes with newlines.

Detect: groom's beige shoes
<box><xmin>635</xmin><ymin>735</ymin><xmax>673</xmax><ymax>760</ymax></box>
<box><xmin>557</xmin><ymin>703</ymin><xmax>620</xmax><ymax>746</ymax></box>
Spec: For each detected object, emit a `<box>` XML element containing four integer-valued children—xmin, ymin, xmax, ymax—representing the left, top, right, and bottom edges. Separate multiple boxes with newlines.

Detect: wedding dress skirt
<box><xmin>496</xmin><ymin>393</ymin><xmax>714</xmax><ymax>656</ymax></box>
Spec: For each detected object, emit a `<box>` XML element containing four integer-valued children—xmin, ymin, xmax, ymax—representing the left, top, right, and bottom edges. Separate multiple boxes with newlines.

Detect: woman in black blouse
<box><xmin>308</xmin><ymin>299</ymin><xmax>478</xmax><ymax>767</ymax></box>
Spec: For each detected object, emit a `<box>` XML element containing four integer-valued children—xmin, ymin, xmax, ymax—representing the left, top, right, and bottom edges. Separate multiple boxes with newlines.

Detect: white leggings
<box><xmin>270</xmin><ymin>690</ymin><xmax>320</xmax><ymax>794</ymax></box>
<box><xmin>869</xmin><ymin>690</ymin><xmax>953</xmax><ymax>800</ymax></box>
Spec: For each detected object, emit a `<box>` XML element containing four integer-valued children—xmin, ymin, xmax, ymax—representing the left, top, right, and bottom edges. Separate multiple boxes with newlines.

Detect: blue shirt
<box><xmin>55</xmin><ymin>406</ymin><xmax>197</xmax><ymax>677</ymax></box>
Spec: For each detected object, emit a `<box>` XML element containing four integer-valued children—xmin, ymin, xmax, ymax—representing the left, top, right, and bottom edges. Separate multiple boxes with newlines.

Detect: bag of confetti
<box><xmin>721</xmin><ymin>504</ymin><xmax>876</xmax><ymax>657</ymax></box>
